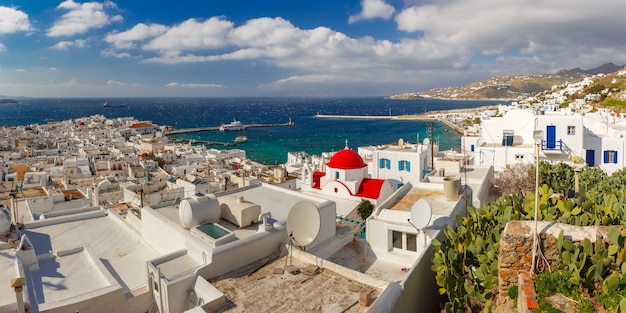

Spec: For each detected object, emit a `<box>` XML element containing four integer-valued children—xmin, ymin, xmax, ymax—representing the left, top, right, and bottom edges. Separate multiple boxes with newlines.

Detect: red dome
<box><xmin>327</xmin><ymin>149</ymin><xmax>366</xmax><ymax>169</ymax></box>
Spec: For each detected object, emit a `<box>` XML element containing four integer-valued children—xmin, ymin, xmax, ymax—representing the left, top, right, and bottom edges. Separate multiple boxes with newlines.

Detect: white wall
<box><xmin>141</xmin><ymin>206</ymin><xmax>214</xmax><ymax>265</ymax></box>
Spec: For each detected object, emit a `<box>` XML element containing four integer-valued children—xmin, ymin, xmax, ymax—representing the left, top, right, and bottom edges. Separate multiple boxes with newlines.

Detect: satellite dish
<box><xmin>410</xmin><ymin>199</ymin><xmax>432</xmax><ymax>230</ymax></box>
<box><xmin>398</xmin><ymin>138</ymin><xmax>404</xmax><ymax>146</ymax></box>
<box><xmin>286</xmin><ymin>201</ymin><xmax>321</xmax><ymax>247</ymax></box>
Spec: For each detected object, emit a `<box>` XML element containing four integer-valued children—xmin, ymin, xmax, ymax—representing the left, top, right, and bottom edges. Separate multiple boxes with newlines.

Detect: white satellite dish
<box><xmin>398</xmin><ymin>138</ymin><xmax>404</xmax><ymax>146</ymax></box>
<box><xmin>408</xmin><ymin>199</ymin><xmax>432</xmax><ymax>248</ymax></box>
<box><xmin>286</xmin><ymin>201</ymin><xmax>321</xmax><ymax>248</ymax></box>
<box><xmin>410</xmin><ymin>199</ymin><xmax>432</xmax><ymax>230</ymax></box>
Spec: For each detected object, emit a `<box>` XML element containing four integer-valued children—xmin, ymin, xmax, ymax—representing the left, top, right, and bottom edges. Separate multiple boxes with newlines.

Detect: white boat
<box><xmin>219</xmin><ymin>119</ymin><xmax>246</xmax><ymax>131</ymax></box>
<box><xmin>234</xmin><ymin>135</ymin><xmax>248</xmax><ymax>143</ymax></box>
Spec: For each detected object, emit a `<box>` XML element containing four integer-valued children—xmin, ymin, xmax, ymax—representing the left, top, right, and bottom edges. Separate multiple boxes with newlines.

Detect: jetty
<box><xmin>437</xmin><ymin>118</ymin><xmax>465</xmax><ymax>135</ymax></box>
<box><xmin>314</xmin><ymin>114</ymin><xmax>464</xmax><ymax>134</ymax></box>
<box><xmin>170</xmin><ymin>138</ymin><xmax>234</xmax><ymax>146</ymax></box>
<box><xmin>314</xmin><ymin>114</ymin><xmax>433</xmax><ymax>121</ymax></box>
<box><xmin>164</xmin><ymin>120</ymin><xmax>294</xmax><ymax>135</ymax></box>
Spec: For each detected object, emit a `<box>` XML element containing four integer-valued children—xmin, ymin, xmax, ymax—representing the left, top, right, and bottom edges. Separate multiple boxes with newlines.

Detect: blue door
<box><xmin>546</xmin><ymin>126</ymin><xmax>556</xmax><ymax>149</ymax></box>
<box><xmin>586</xmin><ymin>149</ymin><xmax>595</xmax><ymax>167</ymax></box>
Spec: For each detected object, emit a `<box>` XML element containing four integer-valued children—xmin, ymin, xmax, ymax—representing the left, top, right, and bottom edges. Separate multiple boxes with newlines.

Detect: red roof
<box><xmin>312</xmin><ymin>171</ymin><xmax>325</xmax><ymax>189</ymax></box>
<box><xmin>130</xmin><ymin>122</ymin><xmax>153</xmax><ymax>128</ymax></box>
<box><xmin>327</xmin><ymin>149</ymin><xmax>366</xmax><ymax>170</ymax></box>
<box><xmin>354</xmin><ymin>178</ymin><xmax>385</xmax><ymax>199</ymax></box>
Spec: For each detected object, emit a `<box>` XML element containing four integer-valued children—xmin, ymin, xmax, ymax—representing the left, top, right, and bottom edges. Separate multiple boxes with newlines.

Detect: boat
<box><xmin>103</xmin><ymin>101</ymin><xmax>126</xmax><ymax>108</ymax></box>
<box><xmin>234</xmin><ymin>135</ymin><xmax>248</xmax><ymax>143</ymax></box>
<box><xmin>219</xmin><ymin>119</ymin><xmax>246</xmax><ymax>131</ymax></box>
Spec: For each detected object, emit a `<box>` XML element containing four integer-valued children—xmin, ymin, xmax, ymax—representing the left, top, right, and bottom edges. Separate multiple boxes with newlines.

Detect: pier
<box><xmin>169</xmin><ymin>138</ymin><xmax>234</xmax><ymax>146</ymax></box>
<box><xmin>437</xmin><ymin>118</ymin><xmax>465</xmax><ymax>135</ymax></box>
<box><xmin>314</xmin><ymin>114</ymin><xmax>464</xmax><ymax>134</ymax></box>
<box><xmin>314</xmin><ymin>114</ymin><xmax>433</xmax><ymax>121</ymax></box>
<box><xmin>163</xmin><ymin>120</ymin><xmax>294</xmax><ymax>135</ymax></box>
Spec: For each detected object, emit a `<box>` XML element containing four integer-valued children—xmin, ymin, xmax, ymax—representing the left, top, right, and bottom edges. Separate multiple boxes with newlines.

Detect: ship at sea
<box><xmin>102</xmin><ymin>101</ymin><xmax>126</xmax><ymax>108</ymax></box>
<box><xmin>219</xmin><ymin>119</ymin><xmax>246</xmax><ymax>131</ymax></box>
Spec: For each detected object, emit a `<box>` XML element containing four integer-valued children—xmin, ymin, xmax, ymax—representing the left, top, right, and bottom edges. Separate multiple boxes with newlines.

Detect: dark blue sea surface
<box><xmin>0</xmin><ymin>97</ymin><xmax>505</xmax><ymax>164</ymax></box>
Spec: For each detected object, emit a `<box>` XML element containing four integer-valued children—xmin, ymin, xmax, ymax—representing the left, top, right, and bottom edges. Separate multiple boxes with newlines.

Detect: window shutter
<box><xmin>615</xmin><ymin>151</ymin><xmax>618</xmax><ymax>164</ymax></box>
<box><xmin>406</xmin><ymin>161</ymin><xmax>411</xmax><ymax>172</ymax></box>
<box><xmin>386</xmin><ymin>160</ymin><xmax>391</xmax><ymax>169</ymax></box>
<box><xmin>398</xmin><ymin>160</ymin><xmax>403</xmax><ymax>170</ymax></box>
<box><xmin>379</xmin><ymin>159</ymin><xmax>384</xmax><ymax>168</ymax></box>
<box><xmin>604</xmin><ymin>151</ymin><xmax>609</xmax><ymax>163</ymax></box>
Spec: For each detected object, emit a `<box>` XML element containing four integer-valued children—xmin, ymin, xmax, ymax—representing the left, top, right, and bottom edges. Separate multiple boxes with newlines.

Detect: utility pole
<box><xmin>429</xmin><ymin>122</ymin><xmax>435</xmax><ymax>171</ymax></box>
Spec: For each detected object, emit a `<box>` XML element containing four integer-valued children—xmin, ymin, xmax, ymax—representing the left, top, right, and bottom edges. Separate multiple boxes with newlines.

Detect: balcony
<box><xmin>541</xmin><ymin>139</ymin><xmax>565</xmax><ymax>154</ymax></box>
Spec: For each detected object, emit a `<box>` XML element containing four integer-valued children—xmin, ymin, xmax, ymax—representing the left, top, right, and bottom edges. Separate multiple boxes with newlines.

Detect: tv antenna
<box><xmin>407</xmin><ymin>199</ymin><xmax>432</xmax><ymax>248</ymax></box>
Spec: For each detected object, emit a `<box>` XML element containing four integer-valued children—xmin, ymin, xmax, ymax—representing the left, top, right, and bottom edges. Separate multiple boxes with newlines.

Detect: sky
<box><xmin>1</xmin><ymin>0</ymin><xmax>626</xmax><ymax>98</ymax></box>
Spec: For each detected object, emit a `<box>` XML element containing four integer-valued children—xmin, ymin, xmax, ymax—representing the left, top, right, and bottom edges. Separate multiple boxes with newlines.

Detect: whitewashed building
<box><xmin>466</xmin><ymin>107</ymin><xmax>626</xmax><ymax>175</ymax></box>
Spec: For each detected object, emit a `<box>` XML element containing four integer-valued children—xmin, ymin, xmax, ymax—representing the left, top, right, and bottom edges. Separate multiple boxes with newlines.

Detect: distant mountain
<box><xmin>389</xmin><ymin>63</ymin><xmax>625</xmax><ymax>100</ymax></box>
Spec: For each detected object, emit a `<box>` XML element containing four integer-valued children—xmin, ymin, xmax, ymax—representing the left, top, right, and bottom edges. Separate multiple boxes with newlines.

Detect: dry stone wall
<box><xmin>498</xmin><ymin>221</ymin><xmax>611</xmax><ymax>302</ymax></box>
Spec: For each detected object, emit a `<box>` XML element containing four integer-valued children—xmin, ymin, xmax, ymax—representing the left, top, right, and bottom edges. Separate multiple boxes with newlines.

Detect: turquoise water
<box><xmin>1</xmin><ymin>97</ymin><xmax>506</xmax><ymax>164</ymax></box>
<box><xmin>196</xmin><ymin>222</ymin><xmax>230</xmax><ymax>239</ymax></box>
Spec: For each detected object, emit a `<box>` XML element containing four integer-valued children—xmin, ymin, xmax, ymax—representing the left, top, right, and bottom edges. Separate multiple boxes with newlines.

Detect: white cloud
<box><xmin>101</xmin><ymin>1</ymin><xmax>626</xmax><ymax>94</ymax></box>
<box><xmin>100</xmin><ymin>48</ymin><xmax>131</xmax><ymax>58</ymax></box>
<box><xmin>107</xmin><ymin>79</ymin><xmax>140</xmax><ymax>87</ymax></box>
<box><xmin>47</xmin><ymin>0</ymin><xmax>121</xmax><ymax>37</ymax></box>
<box><xmin>104</xmin><ymin>23</ymin><xmax>168</xmax><ymax>49</ymax></box>
<box><xmin>0</xmin><ymin>43</ymin><xmax>5</xmax><ymax>52</ymax></box>
<box><xmin>0</xmin><ymin>6</ymin><xmax>32</xmax><ymax>34</ymax></box>
<box><xmin>393</xmin><ymin>0</ymin><xmax>626</xmax><ymax>70</ymax></box>
<box><xmin>166</xmin><ymin>82</ymin><xmax>223</xmax><ymax>88</ymax></box>
<box><xmin>51</xmin><ymin>39</ymin><xmax>89</xmax><ymax>50</ymax></box>
<box><xmin>349</xmin><ymin>0</ymin><xmax>396</xmax><ymax>24</ymax></box>
<box><xmin>15</xmin><ymin>68</ymin><xmax>26</xmax><ymax>72</ymax></box>
<box><xmin>143</xmin><ymin>17</ymin><xmax>233</xmax><ymax>51</ymax></box>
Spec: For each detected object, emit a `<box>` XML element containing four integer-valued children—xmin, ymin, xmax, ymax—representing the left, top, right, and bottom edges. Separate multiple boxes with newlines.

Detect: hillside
<box><xmin>389</xmin><ymin>63</ymin><xmax>624</xmax><ymax>100</ymax></box>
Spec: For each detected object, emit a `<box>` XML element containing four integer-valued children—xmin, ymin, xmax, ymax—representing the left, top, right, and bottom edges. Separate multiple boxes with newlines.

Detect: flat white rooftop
<box><xmin>19</xmin><ymin>213</ymin><xmax>159</xmax><ymax>298</ymax></box>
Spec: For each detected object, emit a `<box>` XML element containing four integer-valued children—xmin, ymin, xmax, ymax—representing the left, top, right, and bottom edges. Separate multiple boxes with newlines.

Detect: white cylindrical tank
<box><xmin>179</xmin><ymin>195</ymin><xmax>220</xmax><ymax>229</ymax></box>
<box><xmin>0</xmin><ymin>204</ymin><xmax>11</xmax><ymax>236</ymax></box>
<box><xmin>443</xmin><ymin>177</ymin><xmax>460</xmax><ymax>201</ymax></box>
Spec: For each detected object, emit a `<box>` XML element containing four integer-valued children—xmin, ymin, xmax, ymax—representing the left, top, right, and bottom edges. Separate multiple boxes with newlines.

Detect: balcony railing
<box><xmin>542</xmin><ymin>139</ymin><xmax>563</xmax><ymax>151</ymax></box>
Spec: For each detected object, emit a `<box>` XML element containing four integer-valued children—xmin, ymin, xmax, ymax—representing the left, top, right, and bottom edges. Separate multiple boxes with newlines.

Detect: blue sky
<box><xmin>1</xmin><ymin>0</ymin><xmax>626</xmax><ymax>97</ymax></box>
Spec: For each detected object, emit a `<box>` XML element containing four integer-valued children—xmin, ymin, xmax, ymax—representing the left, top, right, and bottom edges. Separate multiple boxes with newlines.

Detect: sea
<box><xmin>0</xmin><ymin>97</ymin><xmax>506</xmax><ymax>165</ymax></box>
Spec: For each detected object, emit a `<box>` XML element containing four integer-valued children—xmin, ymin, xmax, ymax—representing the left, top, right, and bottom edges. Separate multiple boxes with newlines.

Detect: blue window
<box><xmin>471</xmin><ymin>144</ymin><xmax>475</xmax><ymax>152</ymax></box>
<box><xmin>398</xmin><ymin>160</ymin><xmax>411</xmax><ymax>172</ymax></box>
<box><xmin>380</xmin><ymin>158</ymin><xmax>390</xmax><ymax>169</ymax></box>
<box><xmin>604</xmin><ymin>150</ymin><xmax>618</xmax><ymax>164</ymax></box>
<box><xmin>335</xmin><ymin>171</ymin><xmax>339</xmax><ymax>179</ymax></box>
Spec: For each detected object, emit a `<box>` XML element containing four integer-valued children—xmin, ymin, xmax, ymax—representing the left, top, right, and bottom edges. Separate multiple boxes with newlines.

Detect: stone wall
<box><xmin>498</xmin><ymin>221</ymin><xmax>611</xmax><ymax>302</ymax></box>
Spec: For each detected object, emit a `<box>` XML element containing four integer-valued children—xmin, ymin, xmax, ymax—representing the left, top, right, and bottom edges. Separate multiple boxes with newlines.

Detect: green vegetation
<box><xmin>357</xmin><ymin>199</ymin><xmax>374</xmax><ymax>220</ymax></box>
<box><xmin>602</xmin><ymin>99</ymin><xmax>626</xmax><ymax>107</ymax></box>
<box><xmin>433</xmin><ymin>163</ymin><xmax>626</xmax><ymax>312</ymax></box>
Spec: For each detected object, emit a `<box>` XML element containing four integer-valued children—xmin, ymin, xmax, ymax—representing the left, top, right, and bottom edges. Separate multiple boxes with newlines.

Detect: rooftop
<box><xmin>209</xmin><ymin>253</ymin><xmax>379</xmax><ymax>313</ymax></box>
<box><xmin>17</xmin><ymin>213</ymin><xmax>159</xmax><ymax>299</ymax></box>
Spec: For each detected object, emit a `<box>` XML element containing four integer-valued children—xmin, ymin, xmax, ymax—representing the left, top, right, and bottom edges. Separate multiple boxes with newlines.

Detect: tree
<box><xmin>357</xmin><ymin>199</ymin><xmax>374</xmax><ymax>220</ymax></box>
<box><xmin>491</xmin><ymin>162</ymin><xmax>535</xmax><ymax>195</ymax></box>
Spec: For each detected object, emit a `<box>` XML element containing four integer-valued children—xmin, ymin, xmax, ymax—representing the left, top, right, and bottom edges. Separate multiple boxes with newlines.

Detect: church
<box><xmin>300</xmin><ymin>144</ymin><xmax>396</xmax><ymax>205</ymax></box>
